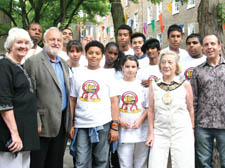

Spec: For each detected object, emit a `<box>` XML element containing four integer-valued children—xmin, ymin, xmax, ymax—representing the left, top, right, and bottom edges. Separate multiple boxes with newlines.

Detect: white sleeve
<box><xmin>107</xmin><ymin>71</ymin><xmax>120</xmax><ymax>97</ymax></box>
<box><xmin>142</xmin><ymin>87</ymin><xmax>149</xmax><ymax>108</ymax></box>
<box><xmin>70</xmin><ymin>74</ymin><xmax>78</xmax><ymax>98</ymax></box>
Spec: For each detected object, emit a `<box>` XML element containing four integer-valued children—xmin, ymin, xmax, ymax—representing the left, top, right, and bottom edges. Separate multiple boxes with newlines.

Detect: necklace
<box><xmin>157</xmin><ymin>78</ymin><xmax>185</xmax><ymax>105</ymax></box>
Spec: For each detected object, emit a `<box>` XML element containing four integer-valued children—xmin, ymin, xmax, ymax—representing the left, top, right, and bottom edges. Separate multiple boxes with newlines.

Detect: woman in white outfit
<box><xmin>146</xmin><ymin>51</ymin><xmax>195</xmax><ymax>168</ymax></box>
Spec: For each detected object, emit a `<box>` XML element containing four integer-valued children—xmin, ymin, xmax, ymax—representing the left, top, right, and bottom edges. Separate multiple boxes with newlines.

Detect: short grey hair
<box><xmin>4</xmin><ymin>27</ymin><xmax>33</xmax><ymax>52</ymax></box>
<box><xmin>43</xmin><ymin>27</ymin><xmax>62</xmax><ymax>41</ymax></box>
<box><xmin>159</xmin><ymin>51</ymin><xmax>182</xmax><ymax>75</ymax></box>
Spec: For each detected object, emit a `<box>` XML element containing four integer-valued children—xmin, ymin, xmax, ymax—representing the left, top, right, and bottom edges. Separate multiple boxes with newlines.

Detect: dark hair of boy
<box><xmin>130</xmin><ymin>32</ymin><xmax>146</xmax><ymax>43</ymax></box>
<box><xmin>27</xmin><ymin>22</ymin><xmax>42</xmax><ymax>30</ymax></box>
<box><xmin>105</xmin><ymin>42</ymin><xmax>125</xmax><ymax>72</ymax></box>
<box><xmin>117</xmin><ymin>24</ymin><xmax>133</xmax><ymax>37</ymax></box>
<box><xmin>167</xmin><ymin>24</ymin><xmax>183</xmax><ymax>38</ymax></box>
<box><xmin>61</xmin><ymin>27</ymin><xmax>73</xmax><ymax>34</ymax></box>
<box><xmin>141</xmin><ymin>38</ymin><xmax>160</xmax><ymax>53</ymax></box>
<box><xmin>186</xmin><ymin>33</ymin><xmax>203</xmax><ymax>45</ymax></box>
<box><xmin>66</xmin><ymin>40</ymin><xmax>83</xmax><ymax>53</ymax></box>
<box><xmin>121</xmin><ymin>55</ymin><xmax>139</xmax><ymax>68</ymax></box>
<box><xmin>85</xmin><ymin>40</ymin><xmax>104</xmax><ymax>54</ymax></box>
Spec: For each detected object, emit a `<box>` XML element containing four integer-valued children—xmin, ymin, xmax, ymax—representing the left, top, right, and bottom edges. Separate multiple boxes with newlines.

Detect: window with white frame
<box><xmin>156</xmin><ymin>2</ymin><xmax>162</xmax><ymax>21</ymax></box>
<box><xmin>187</xmin><ymin>0</ymin><xmax>195</xmax><ymax>9</ymax></box>
<box><xmin>134</xmin><ymin>12</ymin><xmax>139</xmax><ymax>31</ymax></box>
<box><xmin>110</xmin><ymin>26</ymin><xmax>114</xmax><ymax>39</ymax></box>
<box><xmin>188</xmin><ymin>22</ymin><xmax>196</xmax><ymax>35</ymax></box>
<box><xmin>125</xmin><ymin>0</ymin><xmax>129</xmax><ymax>6</ymax></box>
<box><xmin>148</xmin><ymin>6</ymin><xmax>153</xmax><ymax>24</ymax></box>
<box><xmin>172</xmin><ymin>0</ymin><xmax>179</xmax><ymax>15</ymax></box>
<box><xmin>157</xmin><ymin>33</ymin><xmax>162</xmax><ymax>45</ymax></box>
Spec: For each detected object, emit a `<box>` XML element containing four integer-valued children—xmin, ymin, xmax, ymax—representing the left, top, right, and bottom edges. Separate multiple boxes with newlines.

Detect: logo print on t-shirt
<box><xmin>184</xmin><ymin>67</ymin><xmax>194</xmax><ymax>80</ymax></box>
<box><xmin>148</xmin><ymin>75</ymin><xmax>158</xmax><ymax>82</ymax></box>
<box><xmin>80</xmin><ymin>80</ymin><xmax>101</xmax><ymax>102</ymax></box>
<box><xmin>120</xmin><ymin>91</ymin><xmax>141</xmax><ymax>113</ymax></box>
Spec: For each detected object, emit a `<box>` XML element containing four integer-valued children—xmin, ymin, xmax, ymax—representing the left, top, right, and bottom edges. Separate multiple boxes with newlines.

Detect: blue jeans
<box><xmin>74</xmin><ymin>122</ymin><xmax>110</xmax><ymax>168</ymax></box>
<box><xmin>195</xmin><ymin>127</ymin><xmax>225</xmax><ymax>168</ymax></box>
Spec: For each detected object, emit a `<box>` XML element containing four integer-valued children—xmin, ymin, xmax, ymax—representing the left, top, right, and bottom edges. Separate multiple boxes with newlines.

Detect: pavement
<box><xmin>63</xmin><ymin>146</ymin><xmax>74</xmax><ymax>168</ymax></box>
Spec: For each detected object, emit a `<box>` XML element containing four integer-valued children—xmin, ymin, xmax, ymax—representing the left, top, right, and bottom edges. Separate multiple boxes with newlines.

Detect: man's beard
<box><xmin>44</xmin><ymin>43</ymin><xmax>62</xmax><ymax>57</ymax></box>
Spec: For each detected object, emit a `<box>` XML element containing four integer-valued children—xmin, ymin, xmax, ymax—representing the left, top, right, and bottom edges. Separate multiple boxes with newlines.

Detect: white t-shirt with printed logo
<box><xmin>137</xmin><ymin>64</ymin><xmax>162</xmax><ymax>82</ymax></box>
<box><xmin>70</xmin><ymin>67</ymin><xmax>118</xmax><ymax>128</ymax></box>
<box><xmin>118</xmin><ymin>79</ymin><xmax>149</xmax><ymax>143</ymax></box>
<box><xmin>179</xmin><ymin>55</ymin><xmax>206</xmax><ymax>80</ymax></box>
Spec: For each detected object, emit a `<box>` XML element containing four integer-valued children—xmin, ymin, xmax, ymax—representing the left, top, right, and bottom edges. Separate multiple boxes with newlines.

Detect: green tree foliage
<box><xmin>0</xmin><ymin>0</ymin><xmax>109</xmax><ymax>35</ymax></box>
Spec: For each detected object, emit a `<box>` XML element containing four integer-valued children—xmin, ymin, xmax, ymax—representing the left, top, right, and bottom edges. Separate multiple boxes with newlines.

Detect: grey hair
<box><xmin>4</xmin><ymin>27</ymin><xmax>33</xmax><ymax>52</ymax></box>
<box><xmin>159</xmin><ymin>50</ymin><xmax>182</xmax><ymax>75</ymax></box>
<box><xmin>43</xmin><ymin>27</ymin><xmax>62</xmax><ymax>41</ymax></box>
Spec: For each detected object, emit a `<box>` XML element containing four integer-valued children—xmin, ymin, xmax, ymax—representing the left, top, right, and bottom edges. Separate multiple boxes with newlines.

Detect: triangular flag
<box><xmin>179</xmin><ymin>24</ymin><xmax>184</xmax><ymax>33</ymax></box>
<box><xmin>77</xmin><ymin>24</ymin><xmax>80</xmax><ymax>31</ymax></box>
<box><xmin>106</xmin><ymin>26</ymin><xmax>109</xmax><ymax>34</ymax></box>
<box><xmin>125</xmin><ymin>14</ymin><xmax>128</xmax><ymax>24</ymax></box>
<box><xmin>168</xmin><ymin>1</ymin><xmax>172</xmax><ymax>16</ymax></box>
<box><xmin>223</xmin><ymin>23</ymin><xmax>225</xmax><ymax>30</ymax></box>
<box><xmin>160</xmin><ymin>25</ymin><xmax>164</xmax><ymax>33</ymax></box>
<box><xmin>102</xmin><ymin>26</ymin><xmax>105</xmax><ymax>31</ymax></box>
<box><xmin>180</xmin><ymin>0</ymin><xmax>183</xmax><ymax>5</ymax></box>
<box><xmin>144</xmin><ymin>23</ymin><xmax>147</xmax><ymax>34</ymax></box>
<box><xmin>159</xmin><ymin>13</ymin><xmax>163</xmax><ymax>26</ymax></box>
<box><xmin>151</xmin><ymin>20</ymin><xmax>155</xmax><ymax>33</ymax></box>
<box><xmin>131</xmin><ymin>19</ymin><xmax>134</xmax><ymax>28</ymax></box>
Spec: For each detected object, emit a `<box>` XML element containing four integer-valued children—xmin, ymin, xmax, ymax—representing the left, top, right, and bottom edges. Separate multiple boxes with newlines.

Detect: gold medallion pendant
<box><xmin>162</xmin><ymin>92</ymin><xmax>172</xmax><ymax>105</ymax></box>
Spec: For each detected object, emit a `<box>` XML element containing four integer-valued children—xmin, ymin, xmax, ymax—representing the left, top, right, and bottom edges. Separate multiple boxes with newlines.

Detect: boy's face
<box><xmin>168</xmin><ymin>31</ymin><xmax>183</xmax><ymax>51</ymax></box>
<box><xmin>146</xmin><ymin>47</ymin><xmax>159</xmax><ymax>59</ymax></box>
<box><xmin>131</xmin><ymin>37</ymin><xmax>144</xmax><ymax>56</ymax></box>
<box><xmin>186</xmin><ymin>37</ymin><xmax>203</xmax><ymax>58</ymax></box>
<box><xmin>117</xmin><ymin>29</ymin><xmax>130</xmax><ymax>48</ymax></box>
<box><xmin>86</xmin><ymin>46</ymin><xmax>103</xmax><ymax>69</ymax></box>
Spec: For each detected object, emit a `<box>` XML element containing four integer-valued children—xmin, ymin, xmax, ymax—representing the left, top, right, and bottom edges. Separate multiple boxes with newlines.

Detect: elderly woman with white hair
<box><xmin>146</xmin><ymin>51</ymin><xmax>195</xmax><ymax>168</ymax></box>
<box><xmin>0</xmin><ymin>27</ymin><xmax>39</xmax><ymax>168</ymax></box>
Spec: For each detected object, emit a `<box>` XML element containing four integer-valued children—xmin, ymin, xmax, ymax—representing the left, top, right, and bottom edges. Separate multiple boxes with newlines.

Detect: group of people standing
<box><xmin>0</xmin><ymin>22</ymin><xmax>224</xmax><ymax>168</ymax></box>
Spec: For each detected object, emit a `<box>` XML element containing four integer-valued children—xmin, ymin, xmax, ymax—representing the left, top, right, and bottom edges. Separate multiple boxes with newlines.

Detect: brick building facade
<box><xmin>97</xmin><ymin>0</ymin><xmax>200</xmax><ymax>49</ymax></box>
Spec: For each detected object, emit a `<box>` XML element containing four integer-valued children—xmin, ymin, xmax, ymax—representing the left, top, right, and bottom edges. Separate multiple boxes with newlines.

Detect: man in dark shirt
<box><xmin>191</xmin><ymin>34</ymin><xmax>225</xmax><ymax>167</ymax></box>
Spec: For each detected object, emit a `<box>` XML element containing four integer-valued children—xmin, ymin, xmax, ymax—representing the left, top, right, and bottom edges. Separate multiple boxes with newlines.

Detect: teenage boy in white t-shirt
<box><xmin>131</xmin><ymin>32</ymin><xmax>149</xmax><ymax>69</ymax></box>
<box><xmin>180</xmin><ymin>33</ymin><xmax>206</xmax><ymax>80</ymax></box>
<box><xmin>70</xmin><ymin>41</ymin><xmax>119</xmax><ymax>168</ymax></box>
<box><xmin>137</xmin><ymin>38</ymin><xmax>162</xmax><ymax>87</ymax></box>
<box><xmin>161</xmin><ymin>24</ymin><xmax>189</xmax><ymax>63</ymax></box>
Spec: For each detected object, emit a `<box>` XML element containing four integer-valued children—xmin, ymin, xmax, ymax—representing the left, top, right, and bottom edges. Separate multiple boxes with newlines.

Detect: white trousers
<box><xmin>0</xmin><ymin>151</ymin><xmax>30</xmax><ymax>168</ymax></box>
<box><xmin>117</xmin><ymin>142</ymin><xmax>149</xmax><ymax>168</ymax></box>
<box><xmin>148</xmin><ymin>132</ymin><xmax>194</xmax><ymax>168</ymax></box>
